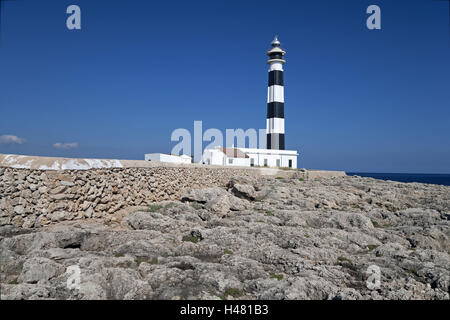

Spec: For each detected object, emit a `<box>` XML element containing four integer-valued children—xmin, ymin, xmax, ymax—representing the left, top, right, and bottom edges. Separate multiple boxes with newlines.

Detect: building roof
<box><xmin>220</xmin><ymin>147</ymin><xmax>249</xmax><ymax>158</ymax></box>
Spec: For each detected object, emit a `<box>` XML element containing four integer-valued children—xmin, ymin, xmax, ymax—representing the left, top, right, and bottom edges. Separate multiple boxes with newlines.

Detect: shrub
<box><xmin>270</xmin><ymin>273</ymin><xmax>283</xmax><ymax>281</ymax></box>
<box><xmin>135</xmin><ymin>257</ymin><xmax>158</xmax><ymax>266</ymax></box>
<box><xmin>144</xmin><ymin>204</ymin><xmax>163</xmax><ymax>213</ymax></box>
<box><xmin>182</xmin><ymin>235</ymin><xmax>199</xmax><ymax>243</ymax></box>
<box><xmin>164</xmin><ymin>202</ymin><xmax>177</xmax><ymax>209</ymax></box>
<box><xmin>406</xmin><ymin>269</ymin><xmax>418</xmax><ymax>277</ymax></box>
<box><xmin>224</xmin><ymin>249</ymin><xmax>233</xmax><ymax>255</ymax></box>
<box><xmin>220</xmin><ymin>288</ymin><xmax>244</xmax><ymax>299</ymax></box>
<box><xmin>135</xmin><ymin>257</ymin><xmax>149</xmax><ymax>267</ymax></box>
<box><xmin>337</xmin><ymin>256</ymin><xmax>351</xmax><ymax>264</ymax></box>
<box><xmin>190</xmin><ymin>202</ymin><xmax>203</xmax><ymax>210</ymax></box>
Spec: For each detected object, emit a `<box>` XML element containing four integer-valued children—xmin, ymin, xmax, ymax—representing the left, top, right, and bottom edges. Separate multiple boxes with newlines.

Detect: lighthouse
<box><xmin>199</xmin><ymin>36</ymin><xmax>298</xmax><ymax>169</ymax></box>
<box><xmin>266</xmin><ymin>36</ymin><xmax>286</xmax><ymax>150</ymax></box>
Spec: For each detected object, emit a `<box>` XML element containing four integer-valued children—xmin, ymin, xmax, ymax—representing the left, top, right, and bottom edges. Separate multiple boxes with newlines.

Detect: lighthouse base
<box><xmin>202</xmin><ymin>146</ymin><xmax>298</xmax><ymax>169</ymax></box>
<box><xmin>266</xmin><ymin>133</ymin><xmax>285</xmax><ymax>150</ymax></box>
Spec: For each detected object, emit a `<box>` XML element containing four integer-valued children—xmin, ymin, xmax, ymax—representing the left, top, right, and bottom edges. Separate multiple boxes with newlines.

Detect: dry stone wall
<box><xmin>0</xmin><ymin>166</ymin><xmax>267</xmax><ymax>228</ymax></box>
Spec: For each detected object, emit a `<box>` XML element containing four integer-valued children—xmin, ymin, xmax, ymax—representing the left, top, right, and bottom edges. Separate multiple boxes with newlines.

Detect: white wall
<box><xmin>202</xmin><ymin>149</ymin><xmax>250</xmax><ymax>167</ymax></box>
<box><xmin>145</xmin><ymin>153</ymin><xmax>191</xmax><ymax>164</ymax></box>
<box><xmin>202</xmin><ymin>148</ymin><xmax>297</xmax><ymax>168</ymax></box>
<box><xmin>202</xmin><ymin>149</ymin><xmax>224</xmax><ymax>165</ymax></box>
<box><xmin>225</xmin><ymin>157</ymin><xmax>250</xmax><ymax>167</ymax></box>
<box><xmin>243</xmin><ymin>150</ymin><xmax>298</xmax><ymax>169</ymax></box>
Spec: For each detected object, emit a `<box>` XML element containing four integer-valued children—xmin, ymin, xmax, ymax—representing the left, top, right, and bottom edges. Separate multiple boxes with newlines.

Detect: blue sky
<box><xmin>0</xmin><ymin>0</ymin><xmax>449</xmax><ymax>173</ymax></box>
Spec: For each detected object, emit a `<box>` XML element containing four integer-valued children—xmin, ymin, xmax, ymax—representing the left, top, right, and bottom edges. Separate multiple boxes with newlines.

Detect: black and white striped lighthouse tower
<box><xmin>266</xmin><ymin>36</ymin><xmax>286</xmax><ymax>150</ymax></box>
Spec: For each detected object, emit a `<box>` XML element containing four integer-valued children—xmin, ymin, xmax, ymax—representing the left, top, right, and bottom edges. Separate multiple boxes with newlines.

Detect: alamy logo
<box><xmin>66</xmin><ymin>5</ymin><xmax>81</xmax><ymax>30</ymax></box>
<box><xmin>66</xmin><ymin>265</ymin><xmax>81</xmax><ymax>290</ymax></box>
<box><xmin>366</xmin><ymin>5</ymin><xmax>381</xmax><ymax>30</ymax></box>
<box><xmin>366</xmin><ymin>264</ymin><xmax>381</xmax><ymax>290</ymax></box>
<box><xmin>171</xmin><ymin>121</ymin><xmax>266</xmax><ymax>163</ymax></box>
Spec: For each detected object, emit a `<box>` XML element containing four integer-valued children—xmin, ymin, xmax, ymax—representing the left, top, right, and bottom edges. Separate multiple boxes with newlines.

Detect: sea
<box><xmin>346</xmin><ymin>173</ymin><xmax>450</xmax><ymax>187</ymax></box>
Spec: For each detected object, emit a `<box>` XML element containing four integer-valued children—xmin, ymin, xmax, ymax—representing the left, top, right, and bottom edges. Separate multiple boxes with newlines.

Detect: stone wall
<box><xmin>0</xmin><ymin>166</ymin><xmax>267</xmax><ymax>228</ymax></box>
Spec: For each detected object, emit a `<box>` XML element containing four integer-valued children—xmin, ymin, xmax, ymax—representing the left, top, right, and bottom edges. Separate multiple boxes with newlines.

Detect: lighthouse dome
<box><xmin>271</xmin><ymin>36</ymin><xmax>281</xmax><ymax>47</ymax></box>
<box><xmin>267</xmin><ymin>36</ymin><xmax>286</xmax><ymax>64</ymax></box>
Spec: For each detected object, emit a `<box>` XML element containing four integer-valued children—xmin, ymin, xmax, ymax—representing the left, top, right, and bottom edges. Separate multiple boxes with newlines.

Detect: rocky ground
<box><xmin>1</xmin><ymin>175</ymin><xmax>449</xmax><ymax>300</ymax></box>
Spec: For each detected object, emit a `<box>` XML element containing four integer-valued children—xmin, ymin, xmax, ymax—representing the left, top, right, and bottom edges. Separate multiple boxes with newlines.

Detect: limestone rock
<box><xmin>18</xmin><ymin>257</ymin><xmax>65</xmax><ymax>284</ymax></box>
<box><xmin>1</xmin><ymin>168</ymin><xmax>449</xmax><ymax>300</ymax></box>
<box><xmin>230</xmin><ymin>183</ymin><xmax>256</xmax><ymax>200</ymax></box>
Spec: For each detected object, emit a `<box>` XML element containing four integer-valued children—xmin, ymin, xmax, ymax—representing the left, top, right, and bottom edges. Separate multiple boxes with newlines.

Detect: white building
<box><xmin>239</xmin><ymin>147</ymin><xmax>297</xmax><ymax>168</ymax></box>
<box><xmin>145</xmin><ymin>153</ymin><xmax>191</xmax><ymax>164</ymax></box>
<box><xmin>202</xmin><ymin>146</ymin><xmax>297</xmax><ymax>168</ymax></box>
<box><xmin>202</xmin><ymin>147</ymin><xmax>250</xmax><ymax>167</ymax></box>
